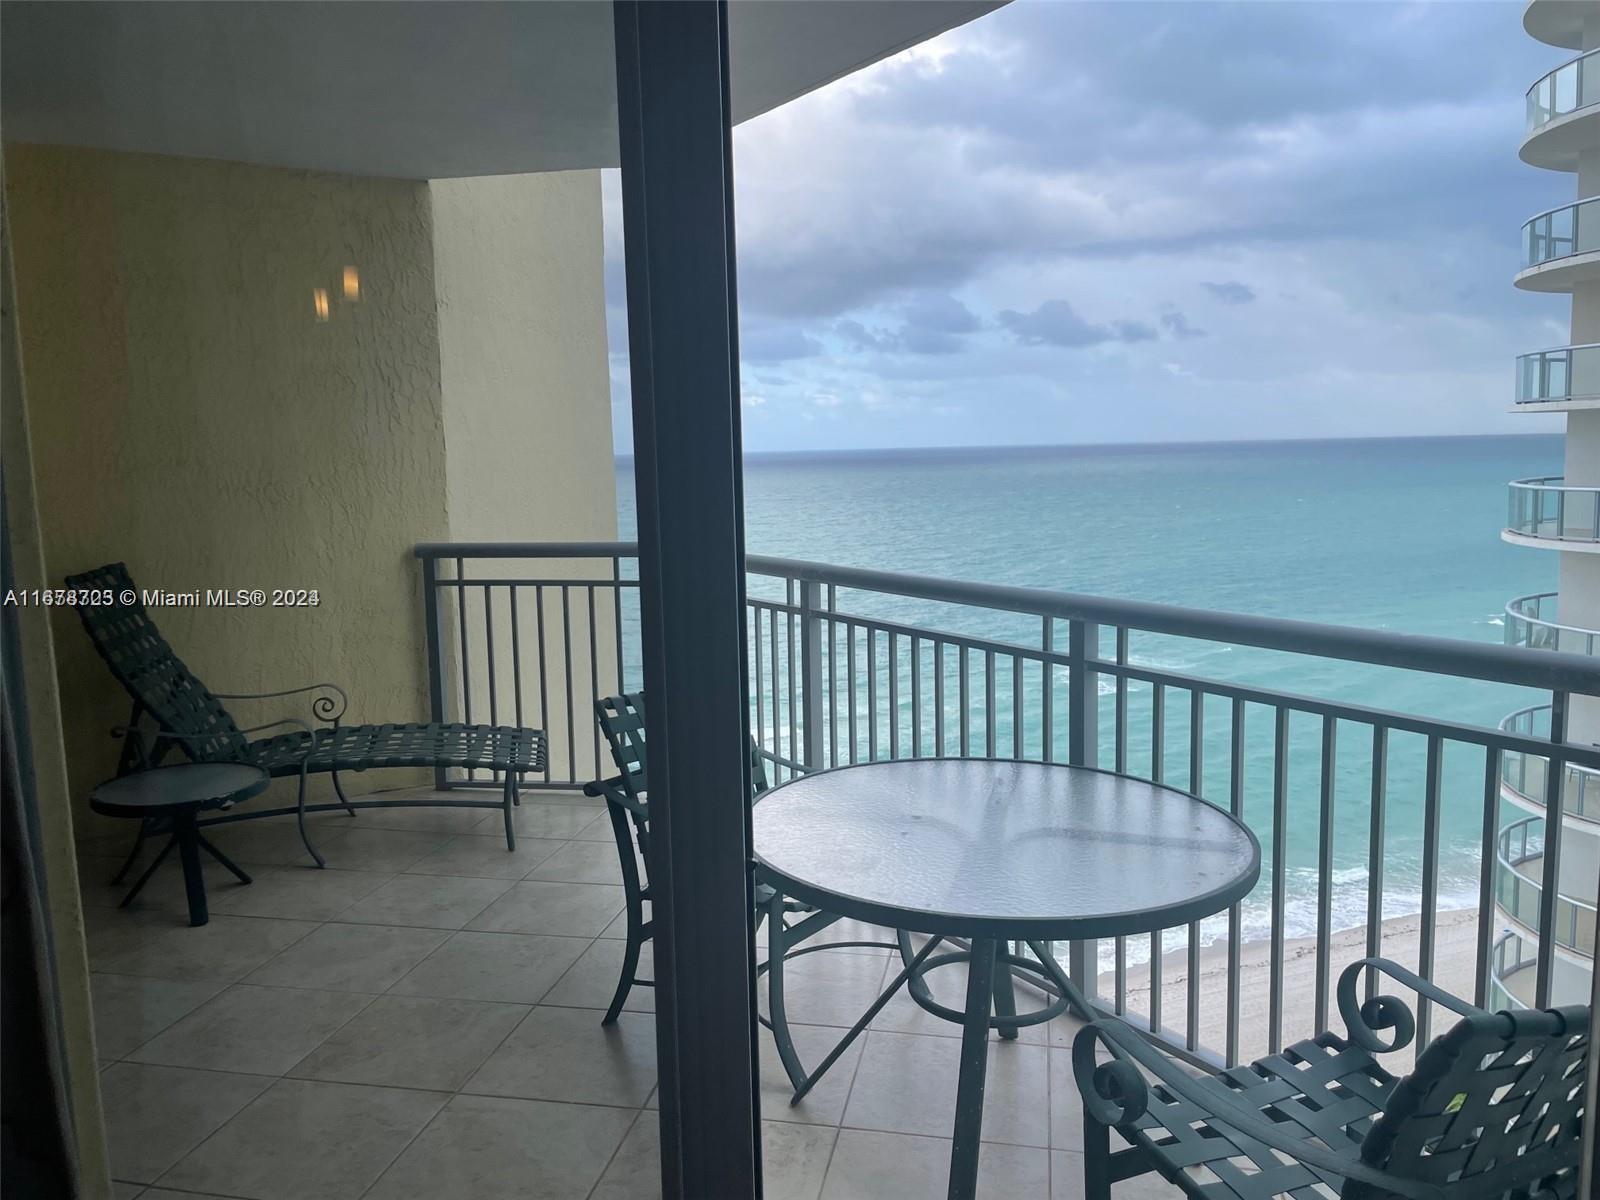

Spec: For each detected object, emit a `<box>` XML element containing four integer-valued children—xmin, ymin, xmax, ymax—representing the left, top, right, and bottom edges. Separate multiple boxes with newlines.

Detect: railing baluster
<box><xmin>1114</xmin><ymin>627</ymin><xmax>1129</xmax><ymax>774</ymax></box>
<box><xmin>1012</xmin><ymin>654</ymin><xmax>1024</xmax><ymax>759</ymax></box>
<box><xmin>1535</xmin><ymin>692</ymin><xmax>1569</xmax><ymax>1007</ymax></box>
<box><xmin>1418</xmin><ymin>734</ymin><xmax>1443</xmax><ymax>1045</ymax></box>
<box><xmin>754</xmin><ymin>604</ymin><xmax>766</xmax><ymax>760</ymax></box>
<box><xmin>847</xmin><ymin>623</ymin><xmax>859</xmax><ymax>764</ymax></box>
<box><xmin>588</xmin><ymin>587</ymin><xmax>600</xmax><ymax>777</ymax></box>
<box><xmin>1269</xmin><ymin>707</ymin><xmax>1289</xmax><ymax>1053</ymax></box>
<box><xmin>933</xmin><ymin>640</ymin><xmax>946</xmax><ymax>756</ymax></box>
<box><xmin>1150</xmin><ymin>929</ymin><xmax>1163</xmax><ymax>1036</ymax></box>
<box><xmin>984</xmin><ymin>649</ymin><xmax>996</xmax><ymax>758</ymax></box>
<box><xmin>958</xmin><ymin>644</ymin><xmax>971</xmax><ymax>757</ymax></box>
<box><xmin>1189</xmin><ymin>689</ymin><xmax>1204</xmax><ymax>797</ymax></box>
<box><xmin>562</xmin><ymin>586</ymin><xmax>575</xmax><ymax>786</ymax></box>
<box><xmin>510</xmin><ymin>585</ymin><xmax>524</xmax><ymax>732</ymax></box>
<box><xmin>889</xmin><ymin>632</ymin><xmax>900</xmax><ymax>759</ymax></box>
<box><xmin>422</xmin><ymin>556</ymin><xmax>449</xmax><ymax>790</ymax></box>
<box><xmin>483</xmin><ymin>584</ymin><xmax>498</xmax><ymax>733</ymax></box>
<box><xmin>457</xmin><ymin>557</ymin><xmax>472</xmax><ymax>729</ymax></box>
<box><xmin>867</xmin><ymin>627</ymin><xmax>879</xmax><ymax>761</ymax></box>
<box><xmin>1185</xmin><ymin>921</ymin><xmax>1201</xmax><ymax>1052</ymax></box>
<box><xmin>1066</xmin><ymin>619</ymin><xmax>1100</xmax><ymax>1006</ymax></box>
<box><xmin>1041</xmin><ymin>618</ymin><xmax>1054</xmax><ymax>763</ymax></box>
<box><xmin>612</xmin><ymin>557</ymin><xmax>625</xmax><ymax>694</ymax></box>
<box><xmin>769</xmin><ymin>606</ymin><xmax>780</xmax><ymax>767</ymax></box>
<box><xmin>1226</xmin><ymin>697</ymin><xmax>1244</xmax><ymax>1067</ymax></box>
<box><xmin>536</xmin><ymin>586</ymin><xmax>550</xmax><ymax>784</ymax></box>
<box><xmin>1151</xmin><ymin>683</ymin><xmax>1166</xmax><ymax>784</ymax></box>
<box><xmin>910</xmin><ymin>636</ymin><xmax>922</xmax><ymax>758</ymax></box>
<box><xmin>799</xmin><ymin>578</ymin><xmax>823</xmax><ymax>771</ymax></box>
<box><xmin>828</xmin><ymin>608</ymin><xmax>839</xmax><ymax>768</ymax></box>
<box><xmin>1366</xmin><ymin>725</ymin><xmax>1388</xmax><ymax>1002</ymax></box>
<box><xmin>1315</xmin><ymin>715</ymin><xmax>1336</xmax><ymax>1034</ymax></box>
<box><xmin>1475</xmin><ymin>747</ymin><xmax>1501</xmax><ymax>1010</ymax></box>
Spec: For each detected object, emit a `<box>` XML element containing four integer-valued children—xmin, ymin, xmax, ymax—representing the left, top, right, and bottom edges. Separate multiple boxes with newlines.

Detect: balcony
<box><xmin>1494</xmin><ymin>815</ymin><xmax>1598</xmax><ymax>960</ymax></box>
<box><xmin>1500</xmin><ymin>703</ymin><xmax>1600</xmax><ymax>824</ymax></box>
<box><xmin>1505</xmin><ymin>476</ymin><xmax>1600</xmax><ymax>547</ymax></box>
<box><xmin>1515</xmin><ymin>344</ymin><xmax>1600</xmax><ymax>410</ymax></box>
<box><xmin>1505</xmin><ymin>591</ymin><xmax>1600</xmax><ymax>655</ymax></box>
<box><xmin>1524</xmin><ymin>0</ymin><xmax>1594</xmax><ymax>50</ymax></box>
<box><xmin>1515</xmin><ymin>197</ymin><xmax>1600</xmax><ymax>291</ymax></box>
<box><xmin>1521</xmin><ymin>48</ymin><xmax>1600</xmax><ymax>169</ymax></box>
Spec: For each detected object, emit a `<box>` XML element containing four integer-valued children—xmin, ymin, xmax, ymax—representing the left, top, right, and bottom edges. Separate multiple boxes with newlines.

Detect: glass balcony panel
<box><xmin>1571</xmin><ymin>345</ymin><xmax>1600</xmax><ymax>397</ymax></box>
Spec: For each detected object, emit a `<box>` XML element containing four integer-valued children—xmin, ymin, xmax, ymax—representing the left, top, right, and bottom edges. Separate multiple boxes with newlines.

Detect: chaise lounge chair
<box><xmin>1074</xmin><ymin>956</ymin><xmax>1589</xmax><ymax>1199</ymax></box>
<box><xmin>67</xmin><ymin>562</ymin><xmax>546</xmax><ymax>868</ymax></box>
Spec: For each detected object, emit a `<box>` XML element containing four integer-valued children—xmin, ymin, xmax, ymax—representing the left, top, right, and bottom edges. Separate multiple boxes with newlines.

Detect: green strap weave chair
<box><xmin>584</xmin><ymin>691</ymin><xmax>898</xmax><ymax>1089</ymax></box>
<box><xmin>1074</xmin><ymin>956</ymin><xmax>1589</xmax><ymax>1199</ymax></box>
<box><xmin>68</xmin><ymin>562</ymin><xmax>546</xmax><ymax>868</ymax></box>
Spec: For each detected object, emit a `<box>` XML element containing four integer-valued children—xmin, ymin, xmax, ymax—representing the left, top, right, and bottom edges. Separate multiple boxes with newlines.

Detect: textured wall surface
<box><xmin>5</xmin><ymin>144</ymin><xmax>452</xmax><ymax>833</ymax></box>
<box><xmin>430</xmin><ymin>170</ymin><xmax>616</xmax><ymax>544</ymax></box>
<box><xmin>429</xmin><ymin>172</ymin><xmax>618</xmax><ymax>780</ymax></box>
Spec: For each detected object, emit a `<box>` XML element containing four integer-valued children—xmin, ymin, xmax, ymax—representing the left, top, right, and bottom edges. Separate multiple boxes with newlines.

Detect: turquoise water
<box><xmin>616</xmin><ymin>434</ymin><xmax>1563</xmax><ymax>949</ymax></box>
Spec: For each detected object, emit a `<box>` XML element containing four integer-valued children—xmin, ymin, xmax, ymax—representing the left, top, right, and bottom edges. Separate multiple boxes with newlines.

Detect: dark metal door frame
<box><xmin>613</xmin><ymin>3</ymin><xmax>762</xmax><ymax>1196</ymax></box>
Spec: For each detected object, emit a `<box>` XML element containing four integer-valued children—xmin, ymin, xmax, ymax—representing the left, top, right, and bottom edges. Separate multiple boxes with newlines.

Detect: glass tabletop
<box><xmin>753</xmin><ymin>758</ymin><xmax>1260</xmax><ymax>940</ymax></box>
<box><xmin>89</xmin><ymin>762</ymin><xmax>271</xmax><ymax>815</ymax></box>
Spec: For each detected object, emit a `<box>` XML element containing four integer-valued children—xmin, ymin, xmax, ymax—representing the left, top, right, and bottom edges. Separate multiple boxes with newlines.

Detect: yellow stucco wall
<box><xmin>429</xmin><ymin>172</ymin><xmax>619</xmax><ymax>780</ymax></box>
<box><xmin>5</xmin><ymin>144</ymin><xmax>453</xmax><ymax>835</ymax></box>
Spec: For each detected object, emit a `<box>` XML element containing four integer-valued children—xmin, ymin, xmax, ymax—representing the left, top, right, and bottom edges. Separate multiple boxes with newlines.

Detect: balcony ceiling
<box><xmin>1</xmin><ymin>0</ymin><xmax>1002</xmax><ymax>180</ymax></box>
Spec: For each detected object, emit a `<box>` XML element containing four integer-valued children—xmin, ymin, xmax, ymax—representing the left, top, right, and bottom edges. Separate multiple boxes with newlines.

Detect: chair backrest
<box><xmin>64</xmin><ymin>562</ymin><xmax>242</xmax><ymax>761</ymax></box>
<box><xmin>594</xmin><ymin>691</ymin><xmax>769</xmax><ymax>805</ymax></box>
<box><xmin>1353</xmin><ymin>1004</ymin><xmax>1588</xmax><ymax>1199</ymax></box>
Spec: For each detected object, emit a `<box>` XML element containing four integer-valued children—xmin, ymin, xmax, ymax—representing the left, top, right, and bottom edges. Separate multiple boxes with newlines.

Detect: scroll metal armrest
<box><xmin>583</xmin><ymin>775</ymin><xmax>647</xmax><ymax>817</ymax></box>
<box><xmin>212</xmin><ymin>682</ymin><xmax>349</xmax><ymax>725</ymax></box>
<box><xmin>1335</xmin><ymin>957</ymin><xmax>1485</xmax><ymax>1055</ymax></box>
<box><xmin>1072</xmin><ymin>1020</ymin><xmax>1447</xmax><ymax>1200</ymax></box>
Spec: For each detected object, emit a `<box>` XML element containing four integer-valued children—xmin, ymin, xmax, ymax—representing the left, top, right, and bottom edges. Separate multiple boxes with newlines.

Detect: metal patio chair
<box><xmin>584</xmin><ymin>691</ymin><xmax>898</xmax><ymax>1088</ymax></box>
<box><xmin>68</xmin><ymin>562</ymin><xmax>546</xmax><ymax>868</ymax></box>
<box><xmin>1074</xmin><ymin>956</ymin><xmax>1589</xmax><ymax>1200</ymax></box>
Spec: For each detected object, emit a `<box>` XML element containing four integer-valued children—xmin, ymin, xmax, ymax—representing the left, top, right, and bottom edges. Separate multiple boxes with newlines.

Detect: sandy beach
<box><xmin>1089</xmin><ymin>908</ymin><xmax>1483</xmax><ymax>1065</ymax></box>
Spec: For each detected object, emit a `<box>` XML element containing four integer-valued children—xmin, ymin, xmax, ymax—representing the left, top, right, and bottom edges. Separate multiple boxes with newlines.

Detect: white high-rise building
<box><xmin>1496</xmin><ymin>0</ymin><xmax>1600</xmax><ymax>1008</ymax></box>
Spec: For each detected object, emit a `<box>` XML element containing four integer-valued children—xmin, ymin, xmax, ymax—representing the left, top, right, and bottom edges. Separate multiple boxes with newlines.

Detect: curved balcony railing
<box><xmin>1521</xmin><ymin>197</ymin><xmax>1600</xmax><ymax>270</ymax></box>
<box><xmin>1488</xmin><ymin>930</ymin><xmax>1538</xmax><ymax>1010</ymax></box>
<box><xmin>1495</xmin><ymin>815</ymin><xmax>1597</xmax><ymax>959</ymax></box>
<box><xmin>1507</xmin><ymin>476</ymin><xmax>1600</xmax><ymax>542</ymax></box>
<box><xmin>1504</xmin><ymin>592</ymin><xmax>1600</xmax><ymax>655</ymax></box>
<box><xmin>1500</xmin><ymin>703</ymin><xmax>1600</xmax><ymax>823</ymax></box>
<box><xmin>1516</xmin><ymin>344</ymin><xmax>1600</xmax><ymax>405</ymax></box>
<box><xmin>1526</xmin><ymin>48</ymin><xmax>1600</xmax><ymax>132</ymax></box>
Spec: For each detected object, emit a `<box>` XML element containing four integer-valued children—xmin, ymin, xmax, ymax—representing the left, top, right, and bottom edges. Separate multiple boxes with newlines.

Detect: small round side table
<box><xmin>91</xmin><ymin>763</ymin><xmax>269</xmax><ymax>927</ymax></box>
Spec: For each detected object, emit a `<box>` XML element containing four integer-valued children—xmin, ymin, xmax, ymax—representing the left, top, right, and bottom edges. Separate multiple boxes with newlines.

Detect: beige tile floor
<box><xmin>80</xmin><ymin>788</ymin><xmax>1180</xmax><ymax>1199</ymax></box>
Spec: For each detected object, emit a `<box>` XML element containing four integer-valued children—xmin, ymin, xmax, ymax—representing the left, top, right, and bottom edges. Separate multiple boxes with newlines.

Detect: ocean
<box><xmin>616</xmin><ymin>434</ymin><xmax>1563</xmax><ymax>956</ymax></box>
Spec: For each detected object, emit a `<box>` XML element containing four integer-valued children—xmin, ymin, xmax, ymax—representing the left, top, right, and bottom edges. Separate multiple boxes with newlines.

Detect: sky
<box><xmin>602</xmin><ymin>0</ymin><xmax>1575</xmax><ymax>453</ymax></box>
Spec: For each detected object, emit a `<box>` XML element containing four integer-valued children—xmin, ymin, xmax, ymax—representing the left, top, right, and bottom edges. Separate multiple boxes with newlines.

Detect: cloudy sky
<box><xmin>603</xmin><ymin>0</ymin><xmax>1573</xmax><ymax>453</ymax></box>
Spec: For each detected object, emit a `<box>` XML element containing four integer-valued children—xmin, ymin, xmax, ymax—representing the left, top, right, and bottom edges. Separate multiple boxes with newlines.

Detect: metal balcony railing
<box><xmin>413</xmin><ymin>541</ymin><xmax>1600</xmax><ymax>1068</ymax></box>
<box><xmin>1507</xmin><ymin>476</ymin><xmax>1600</xmax><ymax>542</ymax></box>
<box><xmin>1505</xmin><ymin>592</ymin><xmax>1600</xmax><ymax>656</ymax></box>
<box><xmin>1522</xmin><ymin>197</ymin><xmax>1600</xmax><ymax>270</ymax></box>
<box><xmin>1527</xmin><ymin>48</ymin><xmax>1600</xmax><ymax>132</ymax></box>
<box><xmin>1496</xmin><ymin>814</ymin><xmax>1598</xmax><ymax>960</ymax></box>
<box><xmin>1500</xmin><ymin>704</ymin><xmax>1600</xmax><ymax>823</ymax></box>
<box><xmin>1516</xmin><ymin>344</ymin><xmax>1600</xmax><ymax>405</ymax></box>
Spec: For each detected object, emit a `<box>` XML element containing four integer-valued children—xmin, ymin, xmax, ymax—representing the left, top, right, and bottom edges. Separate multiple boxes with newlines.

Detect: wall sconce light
<box><xmin>342</xmin><ymin>266</ymin><xmax>361</xmax><ymax>302</ymax></box>
<box><xmin>313</xmin><ymin>288</ymin><xmax>331</xmax><ymax>322</ymax></box>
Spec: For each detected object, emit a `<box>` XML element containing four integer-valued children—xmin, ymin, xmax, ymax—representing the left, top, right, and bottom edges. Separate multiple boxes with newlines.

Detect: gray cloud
<box><xmin>1161</xmin><ymin>311</ymin><xmax>1206</xmax><ymax>339</ymax></box>
<box><xmin>998</xmin><ymin>300</ymin><xmax>1155</xmax><ymax>348</ymax></box>
<box><xmin>1202</xmin><ymin>281</ymin><xmax>1255</xmax><ymax>305</ymax></box>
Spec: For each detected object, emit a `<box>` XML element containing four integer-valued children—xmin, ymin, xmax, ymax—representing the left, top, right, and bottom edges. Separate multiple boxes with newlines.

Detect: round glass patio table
<box><xmin>752</xmin><ymin>758</ymin><xmax>1260</xmax><ymax>1200</ymax></box>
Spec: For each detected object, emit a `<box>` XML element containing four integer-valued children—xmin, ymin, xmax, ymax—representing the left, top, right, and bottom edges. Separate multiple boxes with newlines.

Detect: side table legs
<box><xmin>117</xmin><ymin>810</ymin><xmax>253</xmax><ymax>927</ymax></box>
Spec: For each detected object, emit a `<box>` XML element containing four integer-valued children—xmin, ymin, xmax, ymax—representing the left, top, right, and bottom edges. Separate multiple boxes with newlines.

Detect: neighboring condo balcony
<box><xmin>1522</xmin><ymin>47</ymin><xmax>1600</xmax><ymax>168</ymax></box>
<box><xmin>1524</xmin><ymin>0</ymin><xmax>1596</xmax><ymax>49</ymax></box>
<box><xmin>1515</xmin><ymin>344</ymin><xmax>1600</xmax><ymax>408</ymax></box>
<box><xmin>1500</xmin><ymin>703</ymin><xmax>1600</xmax><ymax>824</ymax></box>
<box><xmin>1495</xmin><ymin>816</ymin><xmax>1597</xmax><ymax>967</ymax></box>
<box><xmin>1504</xmin><ymin>591</ymin><xmax>1600</xmax><ymax>655</ymax></box>
<box><xmin>1516</xmin><ymin>196</ymin><xmax>1600</xmax><ymax>290</ymax></box>
<box><xmin>1505</xmin><ymin>475</ymin><xmax>1600</xmax><ymax>544</ymax></box>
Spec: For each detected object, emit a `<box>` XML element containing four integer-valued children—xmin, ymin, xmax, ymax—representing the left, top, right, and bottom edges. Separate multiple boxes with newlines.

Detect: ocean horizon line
<box><xmin>613</xmin><ymin>429</ymin><xmax>1560</xmax><ymax>465</ymax></box>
